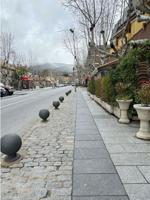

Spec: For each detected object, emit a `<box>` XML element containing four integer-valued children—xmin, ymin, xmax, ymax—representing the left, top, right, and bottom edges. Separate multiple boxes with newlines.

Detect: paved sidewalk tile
<box><xmin>138</xmin><ymin>166</ymin><xmax>150</xmax><ymax>183</ymax></box>
<box><xmin>116</xmin><ymin>166</ymin><xmax>147</xmax><ymax>183</ymax></box>
<box><xmin>74</xmin><ymin>159</ymin><xmax>116</xmax><ymax>174</ymax></box>
<box><xmin>75</xmin><ymin>134</ymin><xmax>101</xmax><ymax>141</ymax></box>
<box><xmin>124</xmin><ymin>184</ymin><xmax>150</xmax><ymax>200</ymax></box>
<box><xmin>110</xmin><ymin>153</ymin><xmax>150</xmax><ymax>165</ymax></box>
<box><xmin>74</xmin><ymin>148</ymin><xmax>109</xmax><ymax>159</ymax></box>
<box><xmin>73</xmin><ymin>197</ymin><xmax>129</xmax><ymax>200</ymax></box>
<box><xmin>75</xmin><ymin>140</ymin><xmax>105</xmax><ymax>148</ymax></box>
<box><xmin>75</xmin><ymin>129</ymin><xmax>100</xmax><ymax>135</ymax></box>
<box><xmin>73</xmin><ymin>174</ymin><xmax>126</xmax><ymax>196</ymax></box>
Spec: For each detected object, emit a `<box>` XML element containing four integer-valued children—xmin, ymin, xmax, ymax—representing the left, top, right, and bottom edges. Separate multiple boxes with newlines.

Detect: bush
<box><xmin>103</xmin><ymin>74</ymin><xmax>116</xmax><ymax>104</ymax></box>
<box><xmin>88</xmin><ymin>78</ymin><xmax>95</xmax><ymax>95</ymax></box>
<box><xmin>109</xmin><ymin>48</ymin><xmax>141</xmax><ymax>103</ymax></box>
<box><xmin>115</xmin><ymin>82</ymin><xmax>132</xmax><ymax>100</ymax></box>
<box><xmin>95</xmin><ymin>78</ymin><xmax>104</xmax><ymax>99</ymax></box>
<box><xmin>88</xmin><ymin>41</ymin><xmax>150</xmax><ymax>106</ymax></box>
<box><xmin>95</xmin><ymin>79</ymin><xmax>101</xmax><ymax>98</ymax></box>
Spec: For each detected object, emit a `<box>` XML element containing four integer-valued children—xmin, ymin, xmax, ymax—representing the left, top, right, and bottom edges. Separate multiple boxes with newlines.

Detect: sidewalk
<box><xmin>73</xmin><ymin>90</ymin><xmax>128</xmax><ymax>200</ymax></box>
<box><xmin>73</xmin><ymin>89</ymin><xmax>150</xmax><ymax>200</ymax></box>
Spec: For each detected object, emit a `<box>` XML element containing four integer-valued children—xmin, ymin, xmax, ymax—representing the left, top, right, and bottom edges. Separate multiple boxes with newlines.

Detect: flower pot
<box><xmin>116</xmin><ymin>99</ymin><xmax>132</xmax><ymax>124</ymax></box>
<box><xmin>133</xmin><ymin>104</ymin><xmax>150</xmax><ymax>140</ymax></box>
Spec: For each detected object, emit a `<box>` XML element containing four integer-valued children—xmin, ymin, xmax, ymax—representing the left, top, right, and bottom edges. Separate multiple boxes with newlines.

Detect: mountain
<box><xmin>30</xmin><ymin>63</ymin><xmax>73</xmax><ymax>74</ymax></box>
<box><xmin>52</xmin><ymin>63</ymin><xmax>73</xmax><ymax>73</ymax></box>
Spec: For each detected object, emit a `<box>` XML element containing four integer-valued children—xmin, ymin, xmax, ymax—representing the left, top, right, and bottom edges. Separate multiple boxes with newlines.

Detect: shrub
<box><xmin>88</xmin><ymin>78</ymin><xmax>95</xmax><ymax>95</ymax></box>
<box><xmin>88</xmin><ymin>41</ymin><xmax>150</xmax><ymax>106</ymax></box>
<box><xmin>115</xmin><ymin>82</ymin><xmax>131</xmax><ymax>100</ymax></box>
<box><xmin>103</xmin><ymin>74</ymin><xmax>116</xmax><ymax>104</ymax></box>
<box><xmin>95</xmin><ymin>78</ymin><xmax>105</xmax><ymax>99</ymax></box>
<box><xmin>95</xmin><ymin>79</ymin><xmax>101</xmax><ymax>98</ymax></box>
<box><xmin>111</xmin><ymin>50</ymin><xmax>138</xmax><ymax>100</ymax></box>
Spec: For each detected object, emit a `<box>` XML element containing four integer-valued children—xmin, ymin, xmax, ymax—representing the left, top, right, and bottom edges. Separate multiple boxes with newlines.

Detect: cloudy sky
<box><xmin>1</xmin><ymin>0</ymin><xmax>75</xmax><ymax>65</ymax></box>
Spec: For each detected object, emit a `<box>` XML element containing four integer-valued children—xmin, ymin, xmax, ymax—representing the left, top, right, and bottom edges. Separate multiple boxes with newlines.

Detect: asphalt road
<box><xmin>0</xmin><ymin>86</ymin><xmax>72</xmax><ymax>136</ymax></box>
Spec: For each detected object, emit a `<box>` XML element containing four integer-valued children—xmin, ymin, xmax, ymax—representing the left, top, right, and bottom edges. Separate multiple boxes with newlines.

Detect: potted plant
<box><xmin>116</xmin><ymin>82</ymin><xmax>133</xmax><ymax>123</ymax></box>
<box><xmin>134</xmin><ymin>83</ymin><xmax>150</xmax><ymax>139</ymax></box>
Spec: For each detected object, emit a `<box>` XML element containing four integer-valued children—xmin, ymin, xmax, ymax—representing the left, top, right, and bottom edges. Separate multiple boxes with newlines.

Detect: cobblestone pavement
<box><xmin>1</xmin><ymin>92</ymin><xmax>76</xmax><ymax>200</ymax></box>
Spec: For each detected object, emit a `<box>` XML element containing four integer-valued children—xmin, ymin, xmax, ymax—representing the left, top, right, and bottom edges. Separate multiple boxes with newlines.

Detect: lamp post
<box><xmin>73</xmin><ymin>67</ymin><xmax>76</xmax><ymax>92</ymax></box>
<box><xmin>69</xmin><ymin>28</ymin><xmax>77</xmax><ymax>91</ymax></box>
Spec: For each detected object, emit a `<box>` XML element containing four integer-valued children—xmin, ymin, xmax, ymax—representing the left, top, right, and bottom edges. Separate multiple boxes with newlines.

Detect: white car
<box><xmin>0</xmin><ymin>85</ymin><xmax>6</xmax><ymax>97</ymax></box>
<box><xmin>0</xmin><ymin>82</ymin><xmax>14</xmax><ymax>96</ymax></box>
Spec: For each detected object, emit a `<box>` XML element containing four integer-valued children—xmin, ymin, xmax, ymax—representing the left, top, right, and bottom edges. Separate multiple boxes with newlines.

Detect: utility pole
<box><xmin>69</xmin><ymin>28</ymin><xmax>77</xmax><ymax>91</ymax></box>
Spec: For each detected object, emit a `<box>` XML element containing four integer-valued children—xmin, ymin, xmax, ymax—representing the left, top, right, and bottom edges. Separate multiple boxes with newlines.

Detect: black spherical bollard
<box><xmin>53</xmin><ymin>101</ymin><xmax>60</xmax><ymax>109</ymax></box>
<box><xmin>39</xmin><ymin>109</ymin><xmax>50</xmax><ymax>121</ymax></box>
<box><xmin>68</xmin><ymin>90</ymin><xmax>70</xmax><ymax>95</ymax></box>
<box><xmin>65</xmin><ymin>92</ymin><xmax>69</xmax><ymax>96</ymax></box>
<box><xmin>59</xmin><ymin>96</ymin><xmax>64</xmax><ymax>103</ymax></box>
<box><xmin>0</xmin><ymin>134</ymin><xmax>22</xmax><ymax>162</ymax></box>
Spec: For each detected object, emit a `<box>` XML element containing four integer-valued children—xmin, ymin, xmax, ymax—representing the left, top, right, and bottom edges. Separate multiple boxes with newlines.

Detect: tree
<box><xmin>14</xmin><ymin>66</ymin><xmax>28</xmax><ymax>90</ymax></box>
<box><xmin>63</xmin><ymin>0</ymin><xmax>104</xmax><ymax>45</ymax></box>
<box><xmin>15</xmin><ymin>66</ymin><xmax>28</xmax><ymax>78</ymax></box>
<box><xmin>62</xmin><ymin>0</ymin><xmax>122</xmax><ymax>72</ymax></box>
<box><xmin>40</xmin><ymin>69</ymin><xmax>50</xmax><ymax>78</ymax></box>
<box><xmin>0</xmin><ymin>32</ymin><xmax>14</xmax><ymax>65</ymax></box>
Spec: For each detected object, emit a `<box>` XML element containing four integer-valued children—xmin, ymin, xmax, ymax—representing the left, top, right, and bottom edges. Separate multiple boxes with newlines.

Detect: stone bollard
<box><xmin>39</xmin><ymin>109</ymin><xmax>50</xmax><ymax>121</ymax></box>
<box><xmin>0</xmin><ymin>134</ymin><xmax>22</xmax><ymax>162</ymax></box>
<box><xmin>59</xmin><ymin>96</ymin><xmax>64</xmax><ymax>103</ymax></box>
<box><xmin>66</xmin><ymin>92</ymin><xmax>69</xmax><ymax>96</ymax></box>
<box><xmin>53</xmin><ymin>101</ymin><xmax>60</xmax><ymax>109</ymax></box>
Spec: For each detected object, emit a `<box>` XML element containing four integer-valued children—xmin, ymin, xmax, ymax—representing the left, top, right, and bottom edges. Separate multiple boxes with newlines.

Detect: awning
<box><xmin>21</xmin><ymin>75</ymin><xmax>33</xmax><ymax>81</ymax></box>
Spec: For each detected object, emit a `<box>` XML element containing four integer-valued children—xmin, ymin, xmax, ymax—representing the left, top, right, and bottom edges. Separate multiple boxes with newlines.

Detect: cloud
<box><xmin>1</xmin><ymin>0</ymin><xmax>74</xmax><ymax>64</ymax></box>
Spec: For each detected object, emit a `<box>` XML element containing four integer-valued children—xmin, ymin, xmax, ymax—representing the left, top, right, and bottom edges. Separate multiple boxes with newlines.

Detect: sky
<box><xmin>0</xmin><ymin>0</ymin><xmax>75</xmax><ymax>65</ymax></box>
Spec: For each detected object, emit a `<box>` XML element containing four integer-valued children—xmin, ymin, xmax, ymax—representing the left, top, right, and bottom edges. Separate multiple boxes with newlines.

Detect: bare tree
<box><xmin>62</xmin><ymin>0</ymin><xmax>122</xmax><ymax>70</ymax></box>
<box><xmin>63</xmin><ymin>0</ymin><xmax>105</xmax><ymax>45</ymax></box>
<box><xmin>0</xmin><ymin>32</ymin><xmax>14</xmax><ymax>65</ymax></box>
<box><xmin>14</xmin><ymin>52</ymin><xmax>27</xmax><ymax>66</ymax></box>
<box><xmin>64</xmin><ymin>30</ymin><xmax>76</xmax><ymax>60</ymax></box>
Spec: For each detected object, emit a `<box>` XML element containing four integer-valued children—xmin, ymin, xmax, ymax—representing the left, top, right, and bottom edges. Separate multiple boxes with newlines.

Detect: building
<box><xmin>0</xmin><ymin>61</ymin><xmax>16</xmax><ymax>86</ymax></box>
<box><xmin>94</xmin><ymin>5</ymin><xmax>150</xmax><ymax>78</ymax></box>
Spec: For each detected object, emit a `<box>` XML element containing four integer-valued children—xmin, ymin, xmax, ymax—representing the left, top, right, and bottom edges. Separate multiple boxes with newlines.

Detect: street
<box><xmin>0</xmin><ymin>86</ymin><xmax>71</xmax><ymax>136</ymax></box>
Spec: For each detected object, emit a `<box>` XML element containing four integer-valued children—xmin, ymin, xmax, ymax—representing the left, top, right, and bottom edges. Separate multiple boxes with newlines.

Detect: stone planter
<box><xmin>113</xmin><ymin>106</ymin><xmax>120</xmax><ymax>118</ymax></box>
<box><xmin>133</xmin><ymin>104</ymin><xmax>150</xmax><ymax>140</ymax></box>
<box><xmin>116</xmin><ymin>99</ymin><xmax>132</xmax><ymax>124</ymax></box>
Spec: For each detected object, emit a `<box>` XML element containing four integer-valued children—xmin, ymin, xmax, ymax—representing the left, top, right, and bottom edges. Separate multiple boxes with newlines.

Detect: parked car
<box><xmin>57</xmin><ymin>84</ymin><xmax>65</xmax><ymax>87</ymax></box>
<box><xmin>0</xmin><ymin>85</ymin><xmax>6</xmax><ymax>97</ymax></box>
<box><xmin>5</xmin><ymin>85</ymin><xmax>14</xmax><ymax>95</ymax></box>
<box><xmin>0</xmin><ymin>83</ymin><xmax>14</xmax><ymax>96</ymax></box>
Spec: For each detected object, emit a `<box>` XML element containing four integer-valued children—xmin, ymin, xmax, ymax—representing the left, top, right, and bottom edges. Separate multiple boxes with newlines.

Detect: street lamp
<box><xmin>72</xmin><ymin>67</ymin><xmax>76</xmax><ymax>92</ymax></box>
<box><xmin>69</xmin><ymin>28</ymin><xmax>77</xmax><ymax>91</ymax></box>
<box><xmin>69</xmin><ymin>28</ymin><xmax>74</xmax><ymax>33</ymax></box>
